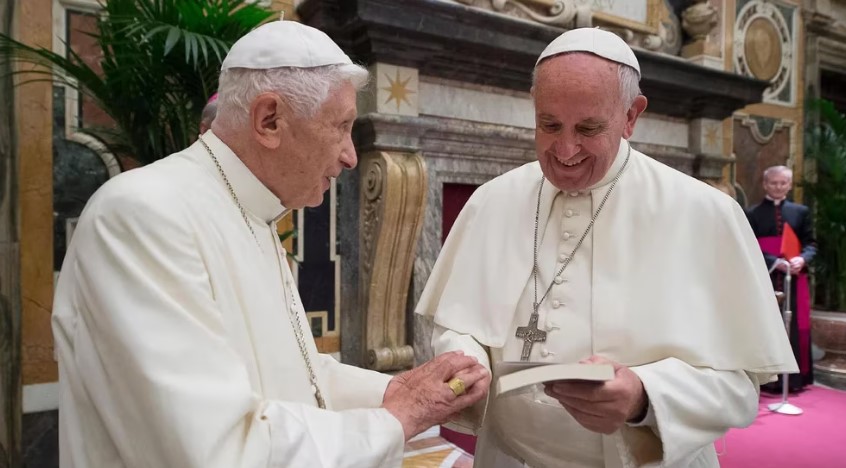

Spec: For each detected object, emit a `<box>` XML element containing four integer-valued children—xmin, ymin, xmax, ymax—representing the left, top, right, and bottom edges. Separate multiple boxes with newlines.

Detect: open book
<box><xmin>493</xmin><ymin>362</ymin><xmax>615</xmax><ymax>397</ymax></box>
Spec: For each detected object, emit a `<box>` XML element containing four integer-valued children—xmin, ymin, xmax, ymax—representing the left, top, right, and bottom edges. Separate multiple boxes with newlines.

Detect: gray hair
<box><xmin>532</xmin><ymin>52</ymin><xmax>642</xmax><ymax>109</ymax></box>
<box><xmin>763</xmin><ymin>165</ymin><xmax>793</xmax><ymax>181</ymax></box>
<box><xmin>215</xmin><ymin>63</ymin><xmax>369</xmax><ymax>128</ymax></box>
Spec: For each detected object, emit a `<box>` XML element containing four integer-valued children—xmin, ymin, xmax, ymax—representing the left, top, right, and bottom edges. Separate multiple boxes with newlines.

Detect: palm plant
<box><xmin>804</xmin><ymin>99</ymin><xmax>846</xmax><ymax>311</ymax></box>
<box><xmin>0</xmin><ymin>0</ymin><xmax>274</xmax><ymax>165</ymax></box>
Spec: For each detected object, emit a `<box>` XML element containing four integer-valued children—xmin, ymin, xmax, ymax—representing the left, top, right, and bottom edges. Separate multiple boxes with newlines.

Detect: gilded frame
<box><xmin>527</xmin><ymin>0</ymin><xmax>663</xmax><ymax>34</ymax></box>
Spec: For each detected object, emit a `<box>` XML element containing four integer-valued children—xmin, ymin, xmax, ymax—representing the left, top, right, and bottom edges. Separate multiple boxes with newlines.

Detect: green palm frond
<box><xmin>804</xmin><ymin>99</ymin><xmax>846</xmax><ymax>310</ymax></box>
<box><xmin>0</xmin><ymin>0</ymin><xmax>275</xmax><ymax>164</ymax></box>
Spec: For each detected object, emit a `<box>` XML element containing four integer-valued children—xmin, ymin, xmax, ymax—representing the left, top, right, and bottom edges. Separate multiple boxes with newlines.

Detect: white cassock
<box><xmin>52</xmin><ymin>131</ymin><xmax>404</xmax><ymax>468</ymax></box>
<box><xmin>416</xmin><ymin>139</ymin><xmax>797</xmax><ymax>468</ymax></box>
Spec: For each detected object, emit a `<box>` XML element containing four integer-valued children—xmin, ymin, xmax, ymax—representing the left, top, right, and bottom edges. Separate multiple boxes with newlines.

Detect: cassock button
<box><xmin>569</xmin><ymin>191</ymin><xmax>579</xmax><ymax>197</ymax></box>
<box><xmin>554</xmin><ymin>276</ymin><xmax>564</xmax><ymax>285</ymax></box>
<box><xmin>540</xmin><ymin>349</ymin><xmax>551</xmax><ymax>358</ymax></box>
<box><xmin>558</xmin><ymin>253</ymin><xmax>568</xmax><ymax>263</ymax></box>
<box><xmin>562</xmin><ymin>232</ymin><xmax>571</xmax><ymax>240</ymax></box>
<box><xmin>551</xmin><ymin>299</ymin><xmax>561</xmax><ymax>308</ymax></box>
<box><xmin>565</xmin><ymin>209</ymin><xmax>574</xmax><ymax>217</ymax></box>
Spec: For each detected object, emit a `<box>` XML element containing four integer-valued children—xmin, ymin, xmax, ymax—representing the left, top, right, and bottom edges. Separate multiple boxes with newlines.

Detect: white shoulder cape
<box><xmin>416</xmin><ymin>147</ymin><xmax>797</xmax><ymax>378</ymax></box>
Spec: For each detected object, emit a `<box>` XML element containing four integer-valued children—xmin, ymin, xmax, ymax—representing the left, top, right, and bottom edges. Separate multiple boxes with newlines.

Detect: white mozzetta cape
<box><xmin>417</xmin><ymin>142</ymin><xmax>797</xmax><ymax>467</ymax></box>
<box><xmin>419</xmin><ymin>145</ymin><xmax>794</xmax><ymax>373</ymax></box>
<box><xmin>53</xmin><ymin>132</ymin><xmax>404</xmax><ymax>468</ymax></box>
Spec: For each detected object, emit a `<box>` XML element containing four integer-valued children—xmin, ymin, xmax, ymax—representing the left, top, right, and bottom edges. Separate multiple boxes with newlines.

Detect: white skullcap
<box><xmin>537</xmin><ymin>27</ymin><xmax>640</xmax><ymax>78</ymax></box>
<box><xmin>221</xmin><ymin>20</ymin><xmax>351</xmax><ymax>70</ymax></box>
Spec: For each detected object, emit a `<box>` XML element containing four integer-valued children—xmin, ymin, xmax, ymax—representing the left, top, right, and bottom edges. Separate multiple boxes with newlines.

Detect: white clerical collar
<box><xmin>765</xmin><ymin>195</ymin><xmax>786</xmax><ymax>206</ymax></box>
<box><xmin>588</xmin><ymin>138</ymin><xmax>630</xmax><ymax>191</ymax></box>
<box><xmin>200</xmin><ymin>131</ymin><xmax>287</xmax><ymax>223</ymax></box>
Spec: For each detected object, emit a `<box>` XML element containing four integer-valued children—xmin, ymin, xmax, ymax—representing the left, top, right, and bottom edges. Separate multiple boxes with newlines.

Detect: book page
<box><xmin>494</xmin><ymin>362</ymin><xmax>615</xmax><ymax>397</ymax></box>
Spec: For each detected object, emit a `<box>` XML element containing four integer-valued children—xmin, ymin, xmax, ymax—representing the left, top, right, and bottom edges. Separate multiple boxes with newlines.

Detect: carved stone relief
<box><xmin>584</xmin><ymin>0</ymin><xmax>682</xmax><ymax>54</ymax></box>
<box><xmin>454</xmin><ymin>0</ymin><xmax>681</xmax><ymax>55</ymax></box>
<box><xmin>455</xmin><ymin>0</ymin><xmax>590</xmax><ymax>28</ymax></box>
<box><xmin>359</xmin><ymin>151</ymin><xmax>428</xmax><ymax>371</ymax></box>
<box><xmin>734</xmin><ymin>0</ymin><xmax>796</xmax><ymax>105</ymax></box>
<box><xmin>680</xmin><ymin>0</ymin><xmax>721</xmax><ymax>64</ymax></box>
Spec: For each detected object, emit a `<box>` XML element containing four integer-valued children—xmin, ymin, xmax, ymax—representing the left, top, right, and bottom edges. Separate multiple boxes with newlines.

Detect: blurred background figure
<box><xmin>746</xmin><ymin>165</ymin><xmax>817</xmax><ymax>393</ymax></box>
<box><xmin>199</xmin><ymin>93</ymin><xmax>218</xmax><ymax>135</ymax></box>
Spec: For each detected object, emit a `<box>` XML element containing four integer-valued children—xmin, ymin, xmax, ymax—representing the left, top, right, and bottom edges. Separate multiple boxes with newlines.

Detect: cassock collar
<box><xmin>200</xmin><ymin>131</ymin><xmax>288</xmax><ymax>223</ymax></box>
<box><xmin>765</xmin><ymin>195</ymin><xmax>786</xmax><ymax>206</ymax></box>
<box><xmin>589</xmin><ymin>138</ymin><xmax>630</xmax><ymax>191</ymax></box>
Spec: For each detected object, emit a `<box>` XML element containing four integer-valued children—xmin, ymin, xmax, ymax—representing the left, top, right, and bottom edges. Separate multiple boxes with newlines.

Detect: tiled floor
<box><xmin>402</xmin><ymin>426</ymin><xmax>474</xmax><ymax>467</ymax></box>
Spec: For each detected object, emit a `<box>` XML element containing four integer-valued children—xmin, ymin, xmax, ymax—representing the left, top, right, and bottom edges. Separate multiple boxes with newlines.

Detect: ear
<box><xmin>622</xmin><ymin>95</ymin><xmax>648</xmax><ymax>139</ymax></box>
<box><xmin>249</xmin><ymin>92</ymin><xmax>288</xmax><ymax>150</ymax></box>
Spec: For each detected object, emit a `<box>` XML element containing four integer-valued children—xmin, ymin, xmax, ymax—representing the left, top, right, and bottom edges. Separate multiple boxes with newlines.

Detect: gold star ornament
<box><xmin>381</xmin><ymin>69</ymin><xmax>415</xmax><ymax>112</ymax></box>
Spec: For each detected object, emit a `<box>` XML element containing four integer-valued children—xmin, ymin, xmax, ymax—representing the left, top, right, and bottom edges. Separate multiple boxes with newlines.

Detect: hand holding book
<box><xmin>542</xmin><ymin>355</ymin><xmax>648</xmax><ymax>434</ymax></box>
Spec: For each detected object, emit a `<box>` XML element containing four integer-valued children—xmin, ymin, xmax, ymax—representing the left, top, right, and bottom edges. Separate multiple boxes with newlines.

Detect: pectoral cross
<box><xmin>515</xmin><ymin>312</ymin><xmax>546</xmax><ymax>361</ymax></box>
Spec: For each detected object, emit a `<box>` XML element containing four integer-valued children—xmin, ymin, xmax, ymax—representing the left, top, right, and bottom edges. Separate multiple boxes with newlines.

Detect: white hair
<box><xmin>215</xmin><ymin>63</ymin><xmax>369</xmax><ymax>128</ymax></box>
<box><xmin>763</xmin><ymin>165</ymin><xmax>793</xmax><ymax>181</ymax></box>
<box><xmin>617</xmin><ymin>63</ymin><xmax>641</xmax><ymax>109</ymax></box>
<box><xmin>532</xmin><ymin>52</ymin><xmax>642</xmax><ymax>109</ymax></box>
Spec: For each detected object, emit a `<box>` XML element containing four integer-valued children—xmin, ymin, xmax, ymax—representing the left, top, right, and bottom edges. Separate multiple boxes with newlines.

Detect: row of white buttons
<box><xmin>543</xmin><ymin>196</ymin><xmax>580</xmax><ymax>359</ymax></box>
<box><xmin>540</xmin><ymin>317</ymin><xmax>561</xmax><ymax>356</ymax></box>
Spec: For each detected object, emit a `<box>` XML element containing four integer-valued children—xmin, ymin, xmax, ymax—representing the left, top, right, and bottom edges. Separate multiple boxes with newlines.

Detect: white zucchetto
<box><xmin>221</xmin><ymin>20</ymin><xmax>352</xmax><ymax>71</ymax></box>
<box><xmin>537</xmin><ymin>27</ymin><xmax>640</xmax><ymax>78</ymax></box>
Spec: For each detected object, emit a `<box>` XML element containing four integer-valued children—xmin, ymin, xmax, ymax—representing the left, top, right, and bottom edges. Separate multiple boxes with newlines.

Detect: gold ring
<box><xmin>447</xmin><ymin>377</ymin><xmax>466</xmax><ymax>397</ymax></box>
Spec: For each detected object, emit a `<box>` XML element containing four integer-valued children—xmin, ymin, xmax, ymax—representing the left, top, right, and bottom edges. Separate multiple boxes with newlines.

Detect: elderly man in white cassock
<box><xmin>416</xmin><ymin>28</ymin><xmax>797</xmax><ymax>468</ymax></box>
<box><xmin>52</xmin><ymin>21</ymin><xmax>490</xmax><ymax>468</ymax></box>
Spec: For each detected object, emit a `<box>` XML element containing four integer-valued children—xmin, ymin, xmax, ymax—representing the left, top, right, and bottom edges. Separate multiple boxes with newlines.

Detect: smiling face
<box><xmin>533</xmin><ymin>53</ymin><xmax>646</xmax><ymax>192</ymax></box>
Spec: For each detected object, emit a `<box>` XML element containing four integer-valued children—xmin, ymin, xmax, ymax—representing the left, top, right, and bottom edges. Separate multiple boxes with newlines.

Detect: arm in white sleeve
<box><xmin>318</xmin><ymin>354</ymin><xmax>393</xmax><ymax>410</ymax></box>
<box><xmin>62</xmin><ymin>192</ymin><xmax>404</xmax><ymax>468</ymax></box>
<box><xmin>431</xmin><ymin>325</ymin><xmax>491</xmax><ymax>433</ymax></box>
<box><xmin>620</xmin><ymin>358</ymin><xmax>759</xmax><ymax>466</ymax></box>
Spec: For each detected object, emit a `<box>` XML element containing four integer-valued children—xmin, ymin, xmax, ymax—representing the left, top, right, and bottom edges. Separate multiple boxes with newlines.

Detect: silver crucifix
<box><xmin>515</xmin><ymin>312</ymin><xmax>547</xmax><ymax>361</ymax></box>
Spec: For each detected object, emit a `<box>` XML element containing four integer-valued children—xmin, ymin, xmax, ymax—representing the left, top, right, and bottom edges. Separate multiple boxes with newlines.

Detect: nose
<box><xmin>552</xmin><ymin>135</ymin><xmax>581</xmax><ymax>161</ymax></box>
<box><xmin>340</xmin><ymin>133</ymin><xmax>357</xmax><ymax>170</ymax></box>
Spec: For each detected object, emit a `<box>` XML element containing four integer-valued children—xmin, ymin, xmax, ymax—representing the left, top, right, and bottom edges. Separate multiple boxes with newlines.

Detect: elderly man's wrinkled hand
<box><xmin>382</xmin><ymin>351</ymin><xmax>490</xmax><ymax>441</ymax></box>
<box><xmin>543</xmin><ymin>355</ymin><xmax>647</xmax><ymax>435</ymax></box>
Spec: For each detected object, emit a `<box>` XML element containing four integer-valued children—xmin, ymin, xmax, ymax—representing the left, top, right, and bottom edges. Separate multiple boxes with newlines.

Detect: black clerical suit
<box><xmin>746</xmin><ymin>198</ymin><xmax>816</xmax><ymax>391</ymax></box>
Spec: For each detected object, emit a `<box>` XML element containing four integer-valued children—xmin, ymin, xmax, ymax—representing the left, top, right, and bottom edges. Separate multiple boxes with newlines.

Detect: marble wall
<box><xmin>732</xmin><ymin>115</ymin><xmax>793</xmax><ymax>206</ymax></box>
<box><xmin>21</xmin><ymin>411</ymin><xmax>58</xmax><ymax>468</ymax></box>
<box><xmin>411</xmin><ymin>122</ymin><xmax>535</xmax><ymax>362</ymax></box>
